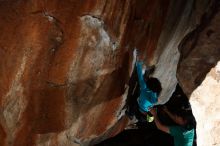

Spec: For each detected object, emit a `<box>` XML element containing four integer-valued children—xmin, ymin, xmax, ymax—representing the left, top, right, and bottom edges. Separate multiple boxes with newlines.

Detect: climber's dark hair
<box><xmin>145</xmin><ymin>77</ymin><xmax>162</xmax><ymax>95</ymax></box>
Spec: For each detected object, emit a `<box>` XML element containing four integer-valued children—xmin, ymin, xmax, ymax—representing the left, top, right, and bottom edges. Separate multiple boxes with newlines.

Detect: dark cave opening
<box><xmin>95</xmin><ymin>84</ymin><xmax>197</xmax><ymax>146</ymax></box>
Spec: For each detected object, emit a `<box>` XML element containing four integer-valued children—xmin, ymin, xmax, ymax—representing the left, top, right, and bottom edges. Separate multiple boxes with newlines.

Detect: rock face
<box><xmin>190</xmin><ymin>61</ymin><xmax>220</xmax><ymax>146</ymax></box>
<box><xmin>0</xmin><ymin>0</ymin><xmax>219</xmax><ymax>146</ymax></box>
<box><xmin>0</xmin><ymin>1</ymin><xmax>170</xmax><ymax>146</ymax></box>
<box><xmin>178</xmin><ymin>0</ymin><xmax>220</xmax><ymax>96</ymax></box>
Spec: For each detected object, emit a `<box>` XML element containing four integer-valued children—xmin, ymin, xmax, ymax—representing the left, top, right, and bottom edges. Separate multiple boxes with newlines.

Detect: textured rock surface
<box><xmin>0</xmin><ymin>1</ymin><xmax>170</xmax><ymax>146</ymax></box>
<box><xmin>154</xmin><ymin>0</ymin><xmax>214</xmax><ymax>103</ymax></box>
<box><xmin>190</xmin><ymin>61</ymin><xmax>220</xmax><ymax>146</ymax></box>
<box><xmin>0</xmin><ymin>0</ymin><xmax>219</xmax><ymax>146</ymax></box>
<box><xmin>178</xmin><ymin>0</ymin><xmax>220</xmax><ymax>96</ymax></box>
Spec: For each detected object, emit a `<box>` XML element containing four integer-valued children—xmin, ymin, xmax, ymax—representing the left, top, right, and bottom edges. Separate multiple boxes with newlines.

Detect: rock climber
<box><xmin>136</xmin><ymin>60</ymin><xmax>162</xmax><ymax>121</ymax></box>
<box><xmin>126</xmin><ymin>49</ymin><xmax>162</xmax><ymax>122</ymax></box>
<box><xmin>150</xmin><ymin>106</ymin><xmax>195</xmax><ymax>146</ymax></box>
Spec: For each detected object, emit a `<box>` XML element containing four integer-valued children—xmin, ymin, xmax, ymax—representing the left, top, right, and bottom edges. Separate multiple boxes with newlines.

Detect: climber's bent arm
<box><xmin>154</xmin><ymin>114</ymin><xmax>169</xmax><ymax>133</ymax></box>
<box><xmin>150</xmin><ymin>108</ymin><xmax>169</xmax><ymax>133</ymax></box>
<box><xmin>163</xmin><ymin>107</ymin><xmax>178</xmax><ymax>122</ymax></box>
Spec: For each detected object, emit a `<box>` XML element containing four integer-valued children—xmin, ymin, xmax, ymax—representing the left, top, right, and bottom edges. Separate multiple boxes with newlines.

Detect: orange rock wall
<box><xmin>0</xmin><ymin>1</ymin><xmax>170</xmax><ymax>146</ymax></box>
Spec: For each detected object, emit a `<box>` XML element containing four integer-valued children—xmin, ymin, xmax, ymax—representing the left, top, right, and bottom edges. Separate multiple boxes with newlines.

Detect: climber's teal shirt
<box><xmin>136</xmin><ymin>61</ymin><xmax>158</xmax><ymax>112</ymax></box>
<box><xmin>169</xmin><ymin>126</ymin><xmax>195</xmax><ymax>146</ymax></box>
